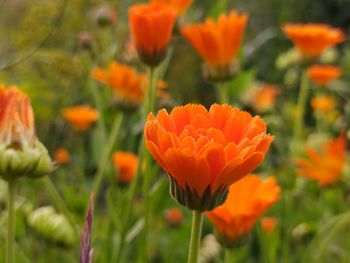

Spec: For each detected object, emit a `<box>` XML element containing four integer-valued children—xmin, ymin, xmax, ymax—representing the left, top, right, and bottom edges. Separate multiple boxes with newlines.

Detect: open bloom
<box><xmin>310</xmin><ymin>95</ymin><xmax>335</xmax><ymax>113</ymax></box>
<box><xmin>164</xmin><ymin>207</ymin><xmax>183</xmax><ymax>227</ymax></box>
<box><xmin>307</xmin><ymin>65</ymin><xmax>342</xmax><ymax>86</ymax></box>
<box><xmin>54</xmin><ymin>148</ymin><xmax>70</xmax><ymax>165</ymax></box>
<box><xmin>150</xmin><ymin>0</ymin><xmax>193</xmax><ymax>15</ymax></box>
<box><xmin>282</xmin><ymin>24</ymin><xmax>345</xmax><ymax>58</ymax></box>
<box><xmin>113</xmin><ymin>151</ymin><xmax>138</xmax><ymax>184</ymax></box>
<box><xmin>181</xmin><ymin>10</ymin><xmax>248</xmax><ymax>80</ymax></box>
<box><xmin>63</xmin><ymin>106</ymin><xmax>98</xmax><ymax>131</ymax></box>
<box><xmin>0</xmin><ymin>86</ymin><xmax>53</xmax><ymax>180</ymax></box>
<box><xmin>205</xmin><ymin>175</ymin><xmax>280</xmax><ymax>247</ymax></box>
<box><xmin>91</xmin><ymin>61</ymin><xmax>167</xmax><ymax>107</ymax></box>
<box><xmin>295</xmin><ymin>134</ymin><xmax>346</xmax><ymax>186</ymax></box>
<box><xmin>261</xmin><ymin>217</ymin><xmax>278</xmax><ymax>234</ymax></box>
<box><xmin>145</xmin><ymin>104</ymin><xmax>273</xmax><ymax>211</ymax></box>
<box><xmin>129</xmin><ymin>3</ymin><xmax>176</xmax><ymax>66</ymax></box>
<box><xmin>252</xmin><ymin>85</ymin><xmax>279</xmax><ymax>113</ymax></box>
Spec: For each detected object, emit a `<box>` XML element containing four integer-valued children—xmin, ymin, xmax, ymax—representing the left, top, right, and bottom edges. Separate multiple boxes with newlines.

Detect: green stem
<box><xmin>293</xmin><ymin>70</ymin><xmax>309</xmax><ymax>143</ymax></box>
<box><xmin>187</xmin><ymin>211</ymin><xmax>203</xmax><ymax>263</ymax></box>
<box><xmin>42</xmin><ymin>177</ymin><xmax>79</xmax><ymax>235</ymax></box>
<box><xmin>217</xmin><ymin>82</ymin><xmax>229</xmax><ymax>104</ymax></box>
<box><xmin>115</xmin><ymin>67</ymin><xmax>159</xmax><ymax>262</ymax></box>
<box><xmin>92</xmin><ymin>111</ymin><xmax>124</xmax><ymax>197</ymax></box>
<box><xmin>224</xmin><ymin>249</ymin><xmax>234</xmax><ymax>263</ymax></box>
<box><xmin>6</xmin><ymin>179</ymin><xmax>16</xmax><ymax>263</ymax></box>
<box><xmin>140</xmin><ymin>66</ymin><xmax>159</xmax><ymax>261</ymax></box>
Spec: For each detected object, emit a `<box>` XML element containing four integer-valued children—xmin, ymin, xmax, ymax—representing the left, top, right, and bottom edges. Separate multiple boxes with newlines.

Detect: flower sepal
<box><xmin>202</xmin><ymin>60</ymin><xmax>240</xmax><ymax>83</ymax></box>
<box><xmin>214</xmin><ymin>229</ymin><xmax>251</xmax><ymax>249</ymax></box>
<box><xmin>169</xmin><ymin>176</ymin><xmax>228</xmax><ymax>212</ymax></box>
<box><xmin>0</xmin><ymin>140</ymin><xmax>55</xmax><ymax>181</ymax></box>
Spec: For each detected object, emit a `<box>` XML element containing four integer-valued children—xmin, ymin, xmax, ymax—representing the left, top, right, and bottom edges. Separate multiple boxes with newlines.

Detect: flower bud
<box><xmin>27</xmin><ymin>206</ymin><xmax>76</xmax><ymax>246</ymax></box>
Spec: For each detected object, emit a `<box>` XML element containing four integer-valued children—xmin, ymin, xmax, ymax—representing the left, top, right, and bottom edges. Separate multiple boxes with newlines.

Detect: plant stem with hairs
<box><xmin>6</xmin><ymin>179</ymin><xmax>16</xmax><ymax>263</ymax></box>
<box><xmin>187</xmin><ymin>211</ymin><xmax>204</xmax><ymax>263</ymax></box>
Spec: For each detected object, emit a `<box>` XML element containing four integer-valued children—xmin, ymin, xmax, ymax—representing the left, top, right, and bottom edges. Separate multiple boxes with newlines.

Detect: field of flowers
<box><xmin>0</xmin><ymin>0</ymin><xmax>350</xmax><ymax>262</ymax></box>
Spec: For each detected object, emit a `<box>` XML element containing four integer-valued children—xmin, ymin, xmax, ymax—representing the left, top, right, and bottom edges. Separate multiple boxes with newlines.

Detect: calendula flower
<box><xmin>150</xmin><ymin>0</ymin><xmax>193</xmax><ymax>15</ymax></box>
<box><xmin>181</xmin><ymin>10</ymin><xmax>248</xmax><ymax>81</ymax></box>
<box><xmin>310</xmin><ymin>95</ymin><xmax>336</xmax><ymax>113</ymax></box>
<box><xmin>129</xmin><ymin>3</ymin><xmax>176</xmax><ymax>67</ymax></box>
<box><xmin>307</xmin><ymin>65</ymin><xmax>342</xmax><ymax>86</ymax></box>
<box><xmin>54</xmin><ymin>148</ymin><xmax>70</xmax><ymax>165</ymax></box>
<box><xmin>282</xmin><ymin>24</ymin><xmax>345</xmax><ymax>58</ymax></box>
<box><xmin>252</xmin><ymin>85</ymin><xmax>278</xmax><ymax>113</ymax></box>
<box><xmin>164</xmin><ymin>207</ymin><xmax>183</xmax><ymax>227</ymax></box>
<box><xmin>0</xmin><ymin>86</ymin><xmax>53</xmax><ymax>180</ymax></box>
<box><xmin>261</xmin><ymin>217</ymin><xmax>278</xmax><ymax>234</ymax></box>
<box><xmin>112</xmin><ymin>151</ymin><xmax>138</xmax><ymax>184</ymax></box>
<box><xmin>295</xmin><ymin>134</ymin><xmax>346</xmax><ymax>186</ymax></box>
<box><xmin>205</xmin><ymin>175</ymin><xmax>280</xmax><ymax>247</ymax></box>
<box><xmin>63</xmin><ymin>106</ymin><xmax>99</xmax><ymax>131</ymax></box>
<box><xmin>91</xmin><ymin>61</ymin><xmax>167</xmax><ymax>108</ymax></box>
<box><xmin>145</xmin><ymin>104</ymin><xmax>273</xmax><ymax>211</ymax></box>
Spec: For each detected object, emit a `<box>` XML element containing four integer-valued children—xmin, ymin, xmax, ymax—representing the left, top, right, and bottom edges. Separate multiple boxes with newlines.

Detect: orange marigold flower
<box><xmin>0</xmin><ymin>85</ymin><xmax>35</xmax><ymax>145</ymax></box>
<box><xmin>54</xmin><ymin>148</ymin><xmax>70</xmax><ymax>165</ymax></box>
<box><xmin>252</xmin><ymin>85</ymin><xmax>278</xmax><ymax>113</ymax></box>
<box><xmin>150</xmin><ymin>0</ymin><xmax>193</xmax><ymax>15</ymax></box>
<box><xmin>205</xmin><ymin>175</ymin><xmax>280</xmax><ymax>247</ymax></box>
<box><xmin>63</xmin><ymin>106</ymin><xmax>99</xmax><ymax>131</ymax></box>
<box><xmin>91</xmin><ymin>61</ymin><xmax>167</xmax><ymax>107</ymax></box>
<box><xmin>295</xmin><ymin>134</ymin><xmax>346</xmax><ymax>186</ymax></box>
<box><xmin>145</xmin><ymin>104</ymin><xmax>273</xmax><ymax>211</ymax></box>
<box><xmin>282</xmin><ymin>24</ymin><xmax>345</xmax><ymax>58</ymax></box>
<box><xmin>181</xmin><ymin>10</ymin><xmax>248</xmax><ymax>80</ymax></box>
<box><xmin>261</xmin><ymin>217</ymin><xmax>278</xmax><ymax>234</ymax></box>
<box><xmin>310</xmin><ymin>95</ymin><xmax>335</xmax><ymax>113</ymax></box>
<box><xmin>129</xmin><ymin>3</ymin><xmax>176</xmax><ymax>67</ymax></box>
<box><xmin>0</xmin><ymin>85</ymin><xmax>53</xmax><ymax>180</ymax></box>
<box><xmin>307</xmin><ymin>64</ymin><xmax>342</xmax><ymax>86</ymax></box>
<box><xmin>112</xmin><ymin>151</ymin><xmax>138</xmax><ymax>184</ymax></box>
<box><xmin>164</xmin><ymin>207</ymin><xmax>183</xmax><ymax>227</ymax></box>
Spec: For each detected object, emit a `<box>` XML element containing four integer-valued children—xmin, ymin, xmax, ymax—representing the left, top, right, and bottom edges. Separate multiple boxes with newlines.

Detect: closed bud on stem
<box><xmin>27</xmin><ymin>206</ymin><xmax>76</xmax><ymax>246</ymax></box>
<box><xmin>0</xmin><ymin>86</ymin><xmax>54</xmax><ymax>181</ymax></box>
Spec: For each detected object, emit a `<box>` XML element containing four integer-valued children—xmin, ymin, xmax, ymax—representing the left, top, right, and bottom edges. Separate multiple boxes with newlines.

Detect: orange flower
<box><xmin>307</xmin><ymin>65</ymin><xmax>342</xmax><ymax>86</ymax></box>
<box><xmin>252</xmin><ymin>85</ymin><xmax>278</xmax><ymax>113</ymax></box>
<box><xmin>164</xmin><ymin>207</ymin><xmax>183</xmax><ymax>227</ymax></box>
<box><xmin>150</xmin><ymin>0</ymin><xmax>193</xmax><ymax>15</ymax></box>
<box><xmin>54</xmin><ymin>148</ymin><xmax>70</xmax><ymax>165</ymax></box>
<box><xmin>295</xmin><ymin>134</ymin><xmax>346</xmax><ymax>186</ymax></box>
<box><xmin>261</xmin><ymin>217</ymin><xmax>278</xmax><ymax>234</ymax></box>
<box><xmin>181</xmin><ymin>10</ymin><xmax>248</xmax><ymax>68</ymax></box>
<box><xmin>129</xmin><ymin>3</ymin><xmax>176</xmax><ymax>66</ymax></box>
<box><xmin>91</xmin><ymin>61</ymin><xmax>167</xmax><ymax>106</ymax></box>
<box><xmin>205</xmin><ymin>175</ymin><xmax>280</xmax><ymax>246</ymax></box>
<box><xmin>0</xmin><ymin>85</ymin><xmax>35</xmax><ymax>145</ymax></box>
<box><xmin>0</xmin><ymin>85</ymin><xmax>53</xmax><ymax>180</ymax></box>
<box><xmin>145</xmin><ymin>104</ymin><xmax>273</xmax><ymax>211</ymax></box>
<box><xmin>310</xmin><ymin>95</ymin><xmax>335</xmax><ymax>113</ymax></box>
<box><xmin>282</xmin><ymin>24</ymin><xmax>345</xmax><ymax>58</ymax></box>
<box><xmin>63</xmin><ymin>106</ymin><xmax>98</xmax><ymax>131</ymax></box>
<box><xmin>112</xmin><ymin>151</ymin><xmax>138</xmax><ymax>184</ymax></box>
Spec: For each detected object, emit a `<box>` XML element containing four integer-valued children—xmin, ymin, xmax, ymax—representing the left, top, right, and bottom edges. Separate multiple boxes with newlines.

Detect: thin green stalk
<box><xmin>187</xmin><ymin>211</ymin><xmax>203</xmax><ymax>263</ymax></box>
<box><xmin>140</xmin><ymin>66</ymin><xmax>159</xmax><ymax>261</ymax></box>
<box><xmin>6</xmin><ymin>179</ymin><xmax>16</xmax><ymax>263</ymax></box>
<box><xmin>293</xmin><ymin>70</ymin><xmax>309</xmax><ymax>142</ymax></box>
<box><xmin>217</xmin><ymin>82</ymin><xmax>229</xmax><ymax>104</ymax></box>
<box><xmin>224</xmin><ymin>249</ymin><xmax>234</xmax><ymax>263</ymax></box>
<box><xmin>92</xmin><ymin>111</ymin><xmax>124</xmax><ymax>197</ymax></box>
<box><xmin>42</xmin><ymin>177</ymin><xmax>79</xmax><ymax>235</ymax></box>
<box><xmin>115</xmin><ymin>66</ymin><xmax>159</xmax><ymax>262</ymax></box>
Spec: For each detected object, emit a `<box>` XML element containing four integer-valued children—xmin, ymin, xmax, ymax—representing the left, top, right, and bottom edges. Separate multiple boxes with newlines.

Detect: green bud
<box><xmin>27</xmin><ymin>206</ymin><xmax>76</xmax><ymax>246</ymax></box>
<box><xmin>0</xmin><ymin>140</ymin><xmax>55</xmax><ymax>181</ymax></box>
